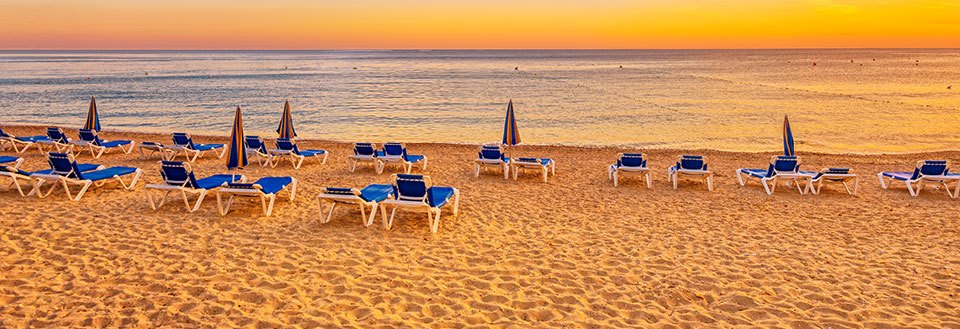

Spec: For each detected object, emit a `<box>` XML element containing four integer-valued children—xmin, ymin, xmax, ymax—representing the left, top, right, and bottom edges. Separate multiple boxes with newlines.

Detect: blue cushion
<box><xmin>360</xmin><ymin>184</ymin><xmax>395</xmax><ymax>202</ymax></box>
<box><xmin>427</xmin><ymin>187</ymin><xmax>456</xmax><ymax>208</ymax></box>
<box><xmin>228</xmin><ymin>177</ymin><xmax>292</xmax><ymax>195</ymax></box>
<box><xmin>405</xmin><ymin>154</ymin><xmax>425</xmax><ymax>163</ymax></box>
<box><xmin>194</xmin><ymin>174</ymin><xmax>242</xmax><ymax>190</ymax></box>
<box><xmin>81</xmin><ymin>166</ymin><xmax>138</xmax><ymax>182</ymax></box>
<box><xmin>741</xmin><ymin>168</ymin><xmax>768</xmax><ymax>178</ymax></box>
<box><xmin>298</xmin><ymin>149</ymin><xmax>325</xmax><ymax>157</ymax></box>
<box><xmin>881</xmin><ymin>171</ymin><xmax>912</xmax><ymax>181</ymax></box>
<box><xmin>0</xmin><ymin>156</ymin><xmax>18</xmax><ymax>164</ymax></box>
<box><xmin>193</xmin><ymin>143</ymin><xmax>224</xmax><ymax>151</ymax></box>
<box><xmin>99</xmin><ymin>140</ymin><xmax>132</xmax><ymax>148</ymax></box>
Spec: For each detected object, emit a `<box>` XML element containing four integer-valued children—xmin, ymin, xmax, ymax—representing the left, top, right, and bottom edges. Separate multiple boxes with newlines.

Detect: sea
<box><xmin>1</xmin><ymin>49</ymin><xmax>959</xmax><ymax>154</ymax></box>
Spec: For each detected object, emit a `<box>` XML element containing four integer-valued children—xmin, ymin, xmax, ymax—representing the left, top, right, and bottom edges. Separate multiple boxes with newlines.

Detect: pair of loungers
<box><xmin>145</xmin><ymin>160</ymin><xmax>297</xmax><ymax>216</ymax></box>
<box><xmin>317</xmin><ymin>174</ymin><xmax>459</xmax><ymax>233</ymax></box>
<box><xmin>607</xmin><ymin>153</ymin><xmax>714</xmax><ymax>190</ymax></box>
<box><xmin>877</xmin><ymin>160</ymin><xmax>960</xmax><ymax>198</ymax></box>
<box><xmin>474</xmin><ymin>144</ymin><xmax>555</xmax><ymax>182</ymax></box>
<box><xmin>736</xmin><ymin>155</ymin><xmax>859</xmax><ymax>195</ymax></box>
<box><xmin>136</xmin><ymin>133</ymin><xmax>226</xmax><ymax>161</ymax></box>
<box><xmin>0</xmin><ymin>152</ymin><xmax>141</xmax><ymax>200</ymax></box>
<box><xmin>245</xmin><ymin>136</ymin><xmax>327</xmax><ymax>169</ymax></box>
<box><xmin>349</xmin><ymin>142</ymin><xmax>427</xmax><ymax>174</ymax></box>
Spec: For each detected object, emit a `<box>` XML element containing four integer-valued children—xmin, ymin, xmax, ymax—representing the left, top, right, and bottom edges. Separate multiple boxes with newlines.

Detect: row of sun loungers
<box><xmin>475</xmin><ymin>144</ymin><xmax>556</xmax><ymax>182</ymax></box>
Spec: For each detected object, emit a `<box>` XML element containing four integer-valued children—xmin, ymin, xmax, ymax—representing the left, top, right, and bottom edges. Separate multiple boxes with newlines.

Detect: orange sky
<box><xmin>1</xmin><ymin>0</ymin><xmax>958</xmax><ymax>49</ymax></box>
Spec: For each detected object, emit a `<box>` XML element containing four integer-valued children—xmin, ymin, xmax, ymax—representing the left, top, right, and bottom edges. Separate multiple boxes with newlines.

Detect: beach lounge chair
<box><xmin>877</xmin><ymin>160</ymin><xmax>960</xmax><ymax>198</ymax></box>
<box><xmin>609</xmin><ymin>153</ymin><xmax>650</xmax><ymax>188</ymax></box>
<box><xmin>169</xmin><ymin>132</ymin><xmax>226</xmax><ymax>162</ymax></box>
<box><xmin>736</xmin><ymin>155</ymin><xmax>807</xmax><ymax>195</ymax></box>
<box><xmin>244</xmin><ymin>136</ymin><xmax>272</xmax><ymax>166</ymax></box>
<box><xmin>74</xmin><ymin>129</ymin><xmax>135</xmax><ymax>158</ymax></box>
<box><xmin>145</xmin><ymin>161</ymin><xmax>246</xmax><ymax>212</ymax></box>
<box><xmin>31</xmin><ymin>152</ymin><xmax>142</xmax><ymax>201</ymax></box>
<box><xmin>475</xmin><ymin>144</ymin><xmax>510</xmax><ymax>179</ymax></box>
<box><xmin>380</xmin><ymin>174</ymin><xmax>460</xmax><ymax>234</ymax></box>
<box><xmin>37</xmin><ymin>127</ymin><xmax>75</xmax><ymax>154</ymax></box>
<box><xmin>348</xmin><ymin>142</ymin><xmax>379</xmax><ymax>172</ymax></box>
<box><xmin>269</xmin><ymin>138</ymin><xmax>327</xmax><ymax>169</ymax></box>
<box><xmin>803</xmin><ymin>168</ymin><xmax>858</xmax><ymax>195</ymax></box>
<box><xmin>216</xmin><ymin>176</ymin><xmax>298</xmax><ymax>216</ymax></box>
<box><xmin>512</xmin><ymin>157</ymin><xmax>556</xmax><ymax>182</ymax></box>
<box><xmin>378</xmin><ymin>142</ymin><xmax>427</xmax><ymax>174</ymax></box>
<box><xmin>0</xmin><ymin>156</ymin><xmax>23</xmax><ymax>169</ymax></box>
<box><xmin>137</xmin><ymin>141</ymin><xmax>173</xmax><ymax>160</ymax></box>
<box><xmin>1</xmin><ymin>158</ymin><xmax>103</xmax><ymax>197</ymax></box>
<box><xmin>317</xmin><ymin>184</ymin><xmax>395</xmax><ymax>227</ymax></box>
<box><xmin>668</xmin><ymin>155</ymin><xmax>713</xmax><ymax>191</ymax></box>
<box><xmin>0</xmin><ymin>127</ymin><xmax>48</xmax><ymax>153</ymax></box>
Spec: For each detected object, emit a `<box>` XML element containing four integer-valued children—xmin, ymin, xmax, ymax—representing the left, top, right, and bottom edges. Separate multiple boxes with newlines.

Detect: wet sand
<box><xmin>1</xmin><ymin>126</ymin><xmax>958</xmax><ymax>328</ymax></box>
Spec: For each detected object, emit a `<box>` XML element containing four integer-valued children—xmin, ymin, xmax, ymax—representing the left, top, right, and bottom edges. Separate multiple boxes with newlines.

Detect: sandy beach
<box><xmin>1</xmin><ymin>125</ymin><xmax>958</xmax><ymax>328</ymax></box>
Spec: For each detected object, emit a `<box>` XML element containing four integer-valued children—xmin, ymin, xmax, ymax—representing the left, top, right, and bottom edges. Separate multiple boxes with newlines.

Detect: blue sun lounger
<box><xmin>75</xmin><ymin>129</ymin><xmax>135</xmax><ymax>158</ymax></box>
<box><xmin>37</xmin><ymin>127</ymin><xmax>75</xmax><ymax>154</ymax></box>
<box><xmin>668</xmin><ymin>155</ymin><xmax>713</xmax><ymax>191</ymax></box>
<box><xmin>878</xmin><ymin>160</ymin><xmax>960</xmax><ymax>198</ymax></box>
<box><xmin>380</xmin><ymin>174</ymin><xmax>460</xmax><ymax>234</ymax></box>
<box><xmin>736</xmin><ymin>155</ymin><xmax>807</xmax><ymax>195</ymax></box>
<box><xmin>0</xmin><ymin>127</ymin><xmax>48</xmax><ymax>153</ymax></box>
<box><xmin>378</xmin><ymin>142</ymin><xmax>427</xmax><ymax>174</ymax></box>
<box><xmin>609</xmin><ymin>153</ymin><xmax>650</xmax><ymax>188</ymax></box>
<box><xmin>270</xmin><ymin>138</ymin><xmax>327</xmax><ymax>169</ymax></box>
<box><xmin>170</xmin><ymin>132</ymin><xmax>226</xmax><ymax>162</ymax></box>
<box><xmin>512</xmin><ymin>157</ymin><xmax>556</xmax><ymax>182</ymax></box>
<box><xmin>31</xmin><ymin>152</ymin><xmax>142</xmax><ymax>201</ymax></box>
<box><xmin>244</xmin><ymin>136</ymin><xmax>272</xmax><ymax>167</ymax></box>
<box><xmin>348</xmin><ymin>142</ymin><xmax>379</xmax><ymax>172</ymax></box>
<box><xmin>475</xmin><ymin>144</ymin><xmax>510</xmax><ymax>179</ymax></box>
<box><xmin>216</xmin><ymin>176</ymin><xmax>298</xmax><ymax>216</ymax></box>
<box><xmin>1</xmin><ymin>161</ymin><xmax>101</xmax><ymax>197</ymax></box>
<box><xmin>802</xmin><ymin>168</ymin><xmax>859</xmax><ymax>195</ymax></box>
<box><xmin>137</xmin><ymin>141</ymin><xmax>173</xmax><ymax>160</ymax></box>
<box><xmin>145</xmin><ymin>161</ymin><xmax>246</xmax><ymax>212</ymax></box>
<box><xmin>317</xmin><ymin>184</ymin><xmax>395</xmax><ymax>227</ymax></box>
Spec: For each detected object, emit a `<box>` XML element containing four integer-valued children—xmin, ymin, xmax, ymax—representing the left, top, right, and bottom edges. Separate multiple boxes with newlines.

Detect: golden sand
<box><xmin>1</xmin><ymin>126</ymin><xmax>958</xmax><ymax>327</ymax></box>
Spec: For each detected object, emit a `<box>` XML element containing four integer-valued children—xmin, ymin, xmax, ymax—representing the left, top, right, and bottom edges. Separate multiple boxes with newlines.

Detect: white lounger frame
<box><xmin>806</xmin><ymin>170</ymin><xmax>859</xmax><ymax>195</ymax></box>
<box><xmin>138</xmin><ymin>142</ymin><xmax>173</xmax><ymax>160</ymax></box>
<box><xmin>144</xmin><ymin>162</ymin><xmax>247</xmax><ymax>212</ymax></box>
<box><xmin>216</xmin><ymin>179</ymin><xmax>298</xmax><ymax>216</ymax></box>
<box><xmin>512</xmin><ymin>158</ymin><xmax>556</xmax><ymax>182</ymax></box>
<box><xmin>378</xmin><ymin>143</ymin><xmax>428</xmax><ymax>174</ymax></box>
<box><xmin>74</xmin><ymin>136</ymin><xmax>136</xmax><ymax>159</ymax></box>
<box><xmin>1</xmin><ymin>137</ymin><xmax>40</xmax><ymax>154</ymax></box>
<box><xmin>668</xmin><ymin>155</ymin><xmax>714</xmax><ymax>191</ymax></box>
<box><xmin>736</xmin><ymin>156</ymin><xmax>807</xmax><ymax>195</ymax></box>
<box><xmin>1</xmin><ymin>168</ymin><xmax>48</xmax><ymax>197</ymax></box>
<box><xmin>245</xmin><ymin>137</ymin><xmax>273</xmax><ymax>167</ymax></box>
<box><xmin>317</xmin><ymin>189</ymin><xmax>387</xmax><ymax>227</ymax></box>
<box><xmin>609</xmin><ymin>153</ymin><xmax>651</xmax><ymax>188</ymax></box>
<box><xmin>169</xmin><ymin>134</ymin><xmax>228</xmax><ymax>162</ymax></box>
<box><xmin>380</xmin><ymin>175</ymin><xmax>460</xmax><ymax>234</ymax></box>
<box><xmin>269</xmin><ymin>149</ymin><xmax>327</xmax><ymax>170</ymax></box>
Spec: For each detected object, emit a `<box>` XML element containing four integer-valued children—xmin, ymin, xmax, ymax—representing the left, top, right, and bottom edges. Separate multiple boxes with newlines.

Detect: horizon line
<box><xmin>1</xmin><ymin>47</ymin><xmax>960</xmax><ymax>52</ymax></box>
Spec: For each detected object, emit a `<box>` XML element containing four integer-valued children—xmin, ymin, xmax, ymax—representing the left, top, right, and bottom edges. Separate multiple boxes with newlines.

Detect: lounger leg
<box><xmin>707</xmin><ymin>174</ymin><xmax>714</xmax><ymax>192</ymax></box>
<box><xmin>216</xmin><ymin>146</ymin><xmax>227</xmax><ymax>159</ymax></box>
<box><xmin>474</xmin><ymin>164</ymin><xmax>480</xmax><ymax>178</ymax></box>
<box><xmin>350</xmin><ymin>159</ymin><xmax>358</xmax><ymax>172</ymax></box>
<box><xmin>761</xmin><ymin>178</ymin><xmax>773</xmax><ymax>195</ymax></box>
<box><xmin>906</xmin><ymin>181</ymin><xmax>917</xmax><ymax>197</ymax></box>
<box><xmin>876</xmin><ymin>173</ymin><xmax>888</xmax><ymax>189</ymax></box>
<box><xmin>645</xmin><ymin>172</ymin><xmax>651</xmax><ymax>189</ymax></box>
<box><xmin>736</xmin><ymin>170</ymin><xmax>746</xmax><ymax>186</ymax></box>
<box><xmin>190</xmin><ymin>190</ymin><xmax>208</xmax><ymax>212</ymax></box>
<box><xmin>263</xmin><ymin>194</ymin><xmax>276</xmax><ymax>216</ymax></box>
<box><xmin>289</xmin><ymin>179</ymin><xmax>298</xmax><ymax>201</ymax></box>
<box><xmin>385</xmin><ymin>207</ymin><xmax>397</xmax><ymax>230</ymax></box>
<box><xmin>613</xmin><ymin>171</ymin><xmax>619</xmax><ymax>187</ymax></box>
<box><xmin>431</xmin><ymin>209</ymin><xmax>441</xmax><ymax>234</ymax></box>
<box><xmin>452</xmin><ymin>189</ymin><xmax>460</xmax><ymax>216</ymax></box>
<box><xmin>72</xmin><ymin>181</ymin><xmax>93</xmax><ymax>201</ymax></box>
<box><xmin>794</xmin><ymin>178</ymin><xmax>803</xmax><ymax>194</ymax></box>
<box><xmin>542</xmin><ymin>168</ymin><xmax>548</xmax><ymax>183</ymax></box>
<box><xmin>366</xmin><ymin>204</ymin><xmax>378</xmax><ymax>227</ymax></box>
<box><xmin>503</xmin><ymin>164</ymin><xmax>509</xmax><ymax>180</ymax></box>
<box><xmin>358</xmin><ymin>203</ymin><xmax>367</xmax><ymax>224</ymax></box>
<box><xmin>421</xmin><ymin>157</ymin><xmax>427</xmax><ymax>171</ymax></box>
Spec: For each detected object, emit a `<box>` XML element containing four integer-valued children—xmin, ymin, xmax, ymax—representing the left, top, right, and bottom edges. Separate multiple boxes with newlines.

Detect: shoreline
<box><xmin>5</xmin><ymin>123</ymin><xmax>959</xmax><ymax>157</ymax></box>
<box><xmin>2</xmin><ymin>125</ymin><xmax>959</xmax><ymax>327</ymax></box>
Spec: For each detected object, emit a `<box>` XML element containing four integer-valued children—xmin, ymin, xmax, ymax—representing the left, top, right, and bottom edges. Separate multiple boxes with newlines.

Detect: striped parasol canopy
<box><xmin>783</xmin><ymin>115</ymin><xmax>795</xmax><ymax>156</ymax></box>
<box><xmin>502</xmin><ymin>100</ymin><xmax>521</xmax><ymax>146</ymax></box>
<box><xmin>277</xmin><ymin>100</ymin><xmax>297</xmax><ymax>139</ymax></box>
<box><xmin>84</xmin><ymin>96</ymin><xmax>101</xmax><ymax>131</ymax></box>
<box><xmin>226</xmin><ymin>106</ymin><xmax>249</xmax><ymax>170</ymax></box>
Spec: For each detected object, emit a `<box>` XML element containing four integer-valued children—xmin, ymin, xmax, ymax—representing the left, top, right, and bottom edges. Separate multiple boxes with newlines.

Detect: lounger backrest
<box><xmin>618</xmin><ymin>153</ymin><xmax>646</xmax><ymax>168</ymax></box>
<box><xmin>354</xmin><ymin>143</ymin><xmax>375</xmax><ymax>156</ymax></box>
<box><xmin>172</xmin><ymin>133</ymin><xmax>195</xmax><ymax>149</ymax></box>
<box><xmin>159</xmin><ymin>161</ymin><xmax>201</xmax><ymax>188</ymax></box>
<box><xmin>47</xmin><ymin>127</ymin><xmax>68</xmax><ymax>143</ymax></box>
<box><xmin>678</xmin><ymin>155</ymin><xmax>706</xmax><ymax>170</ymax></box>
<box><xmin>913</xmin><ymin>160</ymin><xmax>949</xmax><ymax>179</ymax></box>
<box><xmin>0</xmin><ymin>127</ymin><xmax>10</xmax><ymax>138</ymax></box>
<box><xmin>46</xmin><ymin>152</ymin><xmax>85</xmax><ymax>179</ymax></box>
<box><xmin>245</xmin><ymin>136</ymin><xmax>267</xmax><ymax>153</ymax></box>
<box><xmin>479</xmin><ymin>145</ymin><xmax>504</xmax><ymax>160</ymax></box>
<box><xmin>276</xmin><ymin>138</ymin><xmax>301</xmax><ymax>154</ymax></box>
<box><xmin>392</xmin><ymin>174</ymin><xmax>432</xmax><ymax>202</ymax></box>
<box><xmin>772</xmin><ymin>156</ymin><xmax>800</xmax><ymax>172</ymax></box>
<box><xmin>383</xmin><ymin>143</ymin><xmax>407</xmax><ymax>157</ymax></box>
<box><xmin>78</xmin><ymin>129</ymin><xmax>103</xmax><ymax>144</ymax></box>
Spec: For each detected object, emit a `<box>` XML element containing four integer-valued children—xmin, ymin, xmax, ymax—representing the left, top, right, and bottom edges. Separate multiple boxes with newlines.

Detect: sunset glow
<box><xmin>2</xmin><ymin>0</ymin><xmax>959</xmax><ymax>49</ymax></box>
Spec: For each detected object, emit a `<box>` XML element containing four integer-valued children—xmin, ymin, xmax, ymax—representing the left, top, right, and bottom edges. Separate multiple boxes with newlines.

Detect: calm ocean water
<box><xmin>1</xmin><ymin>49</ymin><xmax>959</xmax><ymax>154</ymax></box>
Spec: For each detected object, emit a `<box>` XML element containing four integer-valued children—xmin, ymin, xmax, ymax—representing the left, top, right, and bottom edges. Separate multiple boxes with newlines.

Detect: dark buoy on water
<box><xmin>619</xmin><ymin>65</ymin><xmax>622</xmax><ymax>68</ymax></box>
<box><xmin>514</xmin><ymin>67</ymin><xmax>518</xmax><ymax>70</ymax></box>
<box><xmin>813</xmin><ymin>62</ymin><xmax>817</xmax><ymax>66</ymax></box>
<box><xmin>949</xmin><ymin>85</ymin><xmax>953</xmax><ymax>90</ymax></box>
